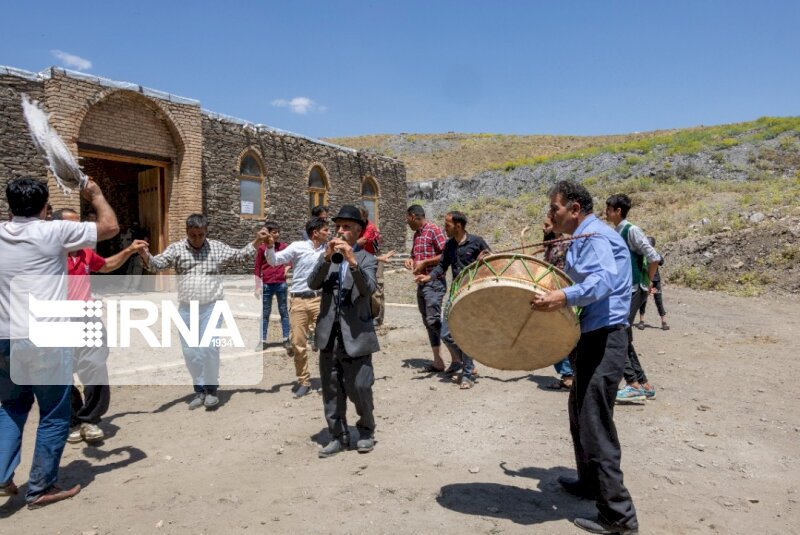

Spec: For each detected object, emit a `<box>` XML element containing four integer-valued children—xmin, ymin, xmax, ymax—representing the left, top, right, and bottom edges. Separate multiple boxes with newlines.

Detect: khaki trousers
<box><xmin>289</xmin><ymin>295</ymin><xmax>321</xmax><ymax>387</ymax></box>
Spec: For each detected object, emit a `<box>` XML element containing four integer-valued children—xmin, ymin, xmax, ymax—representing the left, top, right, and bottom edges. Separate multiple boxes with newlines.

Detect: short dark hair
<box><xmin>186</xmin><ymin>213</ymin><xmax>208</xmax><ymax>229</ymax></box>
<box><xmin>447</xmin><ymin>210</ymin><xmax>468</xmax><ymax>229</ymax></box>
<box><xmin>647</xmin><ymin>236</ymin><xmax>656</xmax><ymax>247</ymax></box>
<box><xmin>311</xmin><ymin>205</ymin><xmax>328</xmax><ymax>217</ymax></box>
<box><xmin>305</xmin><ymin>217</ymin><xmax>327</xmax><ymax>238</ymax></box>
<box><xmin>6</xmin><ymin>178</ymin><xmax>49</xmax><ymax>217</ymax></box>
<box><xmin>407</xmin><ymin>204</ymin><xmax>425</xmax><ymax>218</ymax></box>
<box><xmin>51</xmin><ymin>208</ymin><xmax>78</xmax><ymax>221</ymax></box>
<box><xmin>548</xmin><ymin>180</ymin><xmax>593</xmax><ymax>215</ymax></box>
<box><xmin>606</xmin><ymin>194</ymin><xmax>632</xmax><ymax>219</ymax></box>
<box><xmin>263</xmin><ymin>220</ymin><xmax>279</xmax><ymax>232</ymax></box>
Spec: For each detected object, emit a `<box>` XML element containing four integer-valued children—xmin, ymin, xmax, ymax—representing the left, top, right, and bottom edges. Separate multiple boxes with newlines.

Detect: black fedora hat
<box><xmin>332</xmin><ymin>205</ymin><xmax>366</xmax><ymax>228</ymax></box>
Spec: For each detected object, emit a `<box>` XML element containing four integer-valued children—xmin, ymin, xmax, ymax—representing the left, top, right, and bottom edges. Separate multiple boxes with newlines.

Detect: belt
<box><xmin>291</xmin><ymin>291</ymin><xmax>320</xmax><ymax>299</ymax></box>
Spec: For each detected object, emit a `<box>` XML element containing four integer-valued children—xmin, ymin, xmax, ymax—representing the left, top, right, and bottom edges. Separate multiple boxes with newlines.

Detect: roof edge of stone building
<box><xmin>0</xmin><ymin>65</ymin><xmax>201</xmax><ymax>106</ymax></box>
<box><xmin>201</xmin><ymin>109</ymin><xmax>402</xmax><ymax>165</ymax></box>
<box><xmin>1</xmin><ymin>64</ymin><xmax>401</xmax><ymax>165</ymax></box>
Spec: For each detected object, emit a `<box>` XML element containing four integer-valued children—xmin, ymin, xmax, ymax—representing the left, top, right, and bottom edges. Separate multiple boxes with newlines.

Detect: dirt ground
<box><xmin>2</xmin><ymin>274</ymin><xmax>799</xmax><ymax>534</ymax></box>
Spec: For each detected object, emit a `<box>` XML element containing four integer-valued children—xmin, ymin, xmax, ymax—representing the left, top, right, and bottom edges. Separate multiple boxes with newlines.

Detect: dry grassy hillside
<box><xmin>326</xmin><ymin>132</ymin><xmax>670</xmax><ymax>181</ymax></box>
<box><xmin>333</xmin><ymin>118</ymin><xmax>800</xmax><ymax>297</ymax></box>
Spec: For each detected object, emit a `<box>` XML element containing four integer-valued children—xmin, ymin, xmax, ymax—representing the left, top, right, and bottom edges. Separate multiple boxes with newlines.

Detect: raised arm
<box><xmin>81</xmin><ymin>179</ymin><xmax>119</xmax><ymax>241</ymax></box>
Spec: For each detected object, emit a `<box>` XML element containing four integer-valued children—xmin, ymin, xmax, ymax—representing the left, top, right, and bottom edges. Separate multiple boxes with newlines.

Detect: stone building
<box><xmin>0</xmin><ymin>66</ymin><xmax>407</xmax><ymax>262</ymax></box>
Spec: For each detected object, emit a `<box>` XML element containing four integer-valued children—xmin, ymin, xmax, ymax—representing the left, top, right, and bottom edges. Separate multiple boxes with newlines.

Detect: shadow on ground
<box><xmin>436</xmin><ymin>464</ymin><xmax>593</xmax><ymax>526</ymax></box>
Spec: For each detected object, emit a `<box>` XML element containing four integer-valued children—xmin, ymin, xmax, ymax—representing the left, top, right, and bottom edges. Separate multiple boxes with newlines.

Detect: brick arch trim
<box><xmin>306</xmin><ymin>161</ymin><xmax>330</xmax><ymax>189</ymax></box>
<box><xmin>361</xmin><ymin>174</ymin><xmax>380</xmax><ymax>196</ymax></box>
<box><xmin>75</xmin><ymin>88</ymin><xmax>186</xmax><ymax>155</ymax></box>
<box><xmin>236</xmin><ymin>146</ymin><xmax>266</xmax><ymax>175</ymax></box>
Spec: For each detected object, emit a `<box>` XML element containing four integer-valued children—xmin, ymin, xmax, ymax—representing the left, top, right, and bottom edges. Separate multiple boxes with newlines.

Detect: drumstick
<box><xmin>520</xmin><ymin>226</ymin><xmax>530</xmax><ymax>255</ymax></box>
<box><xmin>492</xmin><ymin>232</ymin><xmax>597</xmax><ymax>256</ymax></box>
<box><xmin>509</xmin><ymin>288</ymin><xmax>546</xmax><ymax>349</ymax></box>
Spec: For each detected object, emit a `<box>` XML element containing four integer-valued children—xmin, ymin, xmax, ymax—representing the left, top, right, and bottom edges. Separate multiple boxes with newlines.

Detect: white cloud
<box><xmin>51</xmin><ymin>50</ymin><xmax>92</xmax><ymax>71</ymax></box>
<box><xmin>271</xmin><ymin>96</ymin><xmax>324</xmax><ymax>115</ymax></box>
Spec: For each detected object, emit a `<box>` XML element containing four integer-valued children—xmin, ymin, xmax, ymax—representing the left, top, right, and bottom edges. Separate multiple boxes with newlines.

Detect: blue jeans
<box><xmin>0</xmin><ymin>339</ymin><xmax>73</xmax><ymax>502</ymax></box>
<box><xmin>554</xmin><ymin>356</ymin><xmax>574</xmax><ymax>378</ymax></box>
<box><xmin>178</xmin><ymin>303</ymin><xmax>220</xmax><ymax>395</ymax></box>
<box><xmin>440</xmin><ymin>299</ymin><xmax>475</xmax><ymax>380</ymax></box>
<box><xmin>261</xmin><ymin>282</ymin><xmax>290</xmax><ymax>342</ymax></box>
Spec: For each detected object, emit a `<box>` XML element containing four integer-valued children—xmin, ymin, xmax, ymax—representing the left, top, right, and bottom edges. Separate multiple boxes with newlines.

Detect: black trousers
<box><xmin>416</xmin><ymin>278</ymin><xmax>445</xmax><ymax>347</ymax></box>
<box><xmin>70</xmin><ymin>338</ymin><xmax>110</xmax><ymax>426</ymax></box>
<box><xmin>319</xmin><ymin>324</ymin><xmax>375</xmax><ymax>441</ymax></box>
<box><xmin>569</xmin><ymin>326</ymin><xmax>638</xmax><ymax>529</ymax></box>
<box><xmin>639</xmin><ymin>279</ymin><xmax>667</xmax><ymax>317</ymax></box>
<box><xmin>623</xmin><ymin>287</ymin><xmax>649</xmax><ymax>385</ymax></box>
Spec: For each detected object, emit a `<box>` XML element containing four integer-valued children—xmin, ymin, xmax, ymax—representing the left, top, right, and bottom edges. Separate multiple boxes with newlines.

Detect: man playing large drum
<box><xmin>415</xmin><ymin>211</ymin><xmax>490</xmax><ymax>389</ymax></box>
<box><xmin>531</xmin><ymin>181</ymin><xmax>639</xmax><ymax>535</ymax></box>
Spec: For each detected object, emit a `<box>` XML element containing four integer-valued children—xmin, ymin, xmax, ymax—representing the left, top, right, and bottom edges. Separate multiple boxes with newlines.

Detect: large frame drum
<box><xmin>445</xmin><ymin>254</ymin><xmax>580</xmax><ymax>371</ymax></box>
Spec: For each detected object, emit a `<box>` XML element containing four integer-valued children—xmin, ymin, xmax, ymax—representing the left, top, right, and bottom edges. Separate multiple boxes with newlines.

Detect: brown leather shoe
<box><xmin>0</xmin><ymin>480</ymin><xmax>18</xmax><ymax>497</ymax></box>
<box><xmin>27</xmin><ymin>484</ymin><xmax>81</xmax><ymax>509</ymax></box>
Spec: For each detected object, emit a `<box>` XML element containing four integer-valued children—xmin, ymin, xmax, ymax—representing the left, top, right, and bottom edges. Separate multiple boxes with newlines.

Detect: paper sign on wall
<box><xmin>241</xmin><ymin>201</ymin><xmax>254</xmax><ymax>214</ymax></box>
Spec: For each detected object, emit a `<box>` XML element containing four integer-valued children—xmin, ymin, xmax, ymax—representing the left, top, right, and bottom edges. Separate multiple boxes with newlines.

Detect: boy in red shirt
<box><xmin>254</xmin><ymin>221</ymin><xmax>291</xmax><ymax>352</ymax></box>
<box><xmin>53</xmin><ymin>209</ymin><xmax>147</xmax><ymax>444</ymax></box>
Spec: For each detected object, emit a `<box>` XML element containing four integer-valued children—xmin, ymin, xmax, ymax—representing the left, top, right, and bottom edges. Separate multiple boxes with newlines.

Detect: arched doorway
<box><xmin>77</xmin><ymin>90</ymin><xmax>182</xmax><ymax>261</ymax></box>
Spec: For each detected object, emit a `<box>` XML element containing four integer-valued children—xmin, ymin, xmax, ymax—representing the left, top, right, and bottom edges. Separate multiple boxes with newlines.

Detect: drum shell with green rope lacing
<box><xmin>445</xmin><ymin>253</ymin><xmax>580</xmax><ymax>371</ymax></box>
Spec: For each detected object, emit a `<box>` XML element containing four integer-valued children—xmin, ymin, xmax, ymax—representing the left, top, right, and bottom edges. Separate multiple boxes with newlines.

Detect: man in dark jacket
<box><xmin>308</xmin><ymin>205</ymin><xmax>379</xmax><ymax>458</ymax></box>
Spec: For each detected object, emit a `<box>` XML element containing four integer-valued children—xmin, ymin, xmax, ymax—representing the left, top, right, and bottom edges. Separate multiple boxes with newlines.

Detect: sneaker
<box><xmin>356</xmin><ymin>436</ymin><xmax>374</xmax><ymax>453</ymax></box>
<box><xmin>204</xmin><ymin>393</ymin><xmax>220</xmax><ymax>409</ymax></box>
<box><xmin>661</xmin><ymin>323</ymin><xmax>670</xmax><ymax>331</ymax></box>
<box><xmin>318</xmin><ymin>438</ymin><xmax>345</xmax><ymax>458</ymax></box>
<box><xmin>283</xmin><ymin>338</ymin><xmax>294</xmax><ymax>357</ymax></box>
<box><xmin>67</xmin><ymin>425</ymin><xmax>83</xmax><ymax>444</ymax></box>
<box><xmin>294</xmin><ymin>385</ymin><xmax>311</xmax><ymax>398</ymax></box>
<box><xmin>80</xmin><ymin>423</ymin><xmax>104</xmax><ymax>443</ymax></box>
<box><xmin>641</xmin><ymin>386</ymin><xmax>657</xmax><ymax>400</ymax></box>
<box><xmin>616</xmin><ymin>385</ymin><xmax>646</xmax><ymax>403</ymax></box>
<box><xmin>188</xmin><ymin>393</ymin><xmax>205</xmax><ymax>410</ymax></box>
<box><xmin>636</xmin><ymin>321</ymin><xmax>645</xmax><ymax>330</ymax></box>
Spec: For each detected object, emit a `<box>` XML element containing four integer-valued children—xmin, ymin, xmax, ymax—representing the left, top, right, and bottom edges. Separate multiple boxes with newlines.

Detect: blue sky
<box><xmin>2</xmin><ymin>1</ymin><xmax>798</xmax><ymax>139</ymax></box>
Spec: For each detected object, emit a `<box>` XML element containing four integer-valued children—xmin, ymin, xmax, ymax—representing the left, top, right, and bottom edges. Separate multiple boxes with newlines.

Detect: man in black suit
<box><xmin>308</xmin><ymin>205</ymin><xmax>380</xmax><ymax>458</ymax></box>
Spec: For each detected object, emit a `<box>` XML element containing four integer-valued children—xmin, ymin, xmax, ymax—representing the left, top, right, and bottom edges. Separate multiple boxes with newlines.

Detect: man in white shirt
<box><xmin>0</xmin><ymin>177</ymin><xmax>118</xmax><ymax>509</ymax></box>
<box><xmin>264</xmin><ymin>218</ymin><xmax>329</xmax><ymax>398</ymax></box>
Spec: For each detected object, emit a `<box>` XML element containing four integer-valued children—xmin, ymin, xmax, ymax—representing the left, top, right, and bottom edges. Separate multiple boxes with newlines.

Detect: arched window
<box><xmin>308</xmin><ymin>165</ymin><xmax>329</xmax><ymax>214</ymax></box>
<box><xmin>361</xmin><ymin>176</ymin><xmax>379</xmax><ymax>224</ymax></box>
<box><xmin>239</xmin><ymin>152</ymin><xmax>264</xmax><ymax>218</ymax></box>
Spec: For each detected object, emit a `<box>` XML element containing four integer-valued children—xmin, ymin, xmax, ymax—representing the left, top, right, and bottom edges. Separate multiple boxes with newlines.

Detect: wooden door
<box><xmin>138</xmin><ymin>167</ymin><xmax>164</xmax><ymax>254</ymax></box>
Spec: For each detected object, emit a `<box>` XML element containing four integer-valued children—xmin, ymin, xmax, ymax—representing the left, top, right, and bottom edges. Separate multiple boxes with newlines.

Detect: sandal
<box><xmin>548</xmin><ymin>377</ymin><xmax>573</xmax><ymax>390</ymax></box>
<box><xmin>459</xmin><ymin>378</ymin><xmax>474</xmax><ymax>389</ymax></box>
<box><xmin>422</xmin><ymin>363</ymin><xmax>445</xmax><ymax>373</ymax></box>
<box><xmin>444</xmin><ymin>362</ymin><xmax>463</xmax><ymax>374</ymax></box>
<box><xmin>661</xmin><ymin>323</ymin><xmax>670</xmax><ymax>331</ymax></box>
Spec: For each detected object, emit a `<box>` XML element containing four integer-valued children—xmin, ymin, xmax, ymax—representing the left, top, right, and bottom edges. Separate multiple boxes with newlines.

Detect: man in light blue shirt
<box><xmin>532</xmin><ymin>180</ymin><xmax>639</xmax><ymax>535</ymax></box>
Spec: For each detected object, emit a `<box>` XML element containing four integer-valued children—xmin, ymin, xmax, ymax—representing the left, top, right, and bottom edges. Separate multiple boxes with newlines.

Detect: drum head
<box><xmin>447</xmin><ymin>278</ymin><xmax>580</xmax><ymax>371</ymax></box>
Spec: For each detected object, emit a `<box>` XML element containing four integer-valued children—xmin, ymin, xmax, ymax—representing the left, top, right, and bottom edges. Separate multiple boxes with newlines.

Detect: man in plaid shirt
<box><xmin>405</xmin><ymin>205</ymin><xmax>458</xmax><ymax>373</ymax></box>
<box><xmin>143</xmin><ymin>214</ymin><xmax>269</xmax><ymax>410</ymax></box>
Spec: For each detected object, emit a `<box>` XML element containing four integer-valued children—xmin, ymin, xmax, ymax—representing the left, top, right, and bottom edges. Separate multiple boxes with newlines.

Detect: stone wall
<box><xmin>41</xmin><ymin>69</ymin><xmax>203</xmax><ymax>244</ymax></box>
<box><xmin>202</xmin><ymin>115</ymin><xmax>407</xmax><ymax>253</ymax></box>
<box><xmin>0</xmin><ymin>66</ymin><xmax>407</xmax><ymax>261</ymax></box>
<box><xmin>0</xmin><ymin>72</ymin><xmax>48</xmax><ymax>218</ymax></box>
